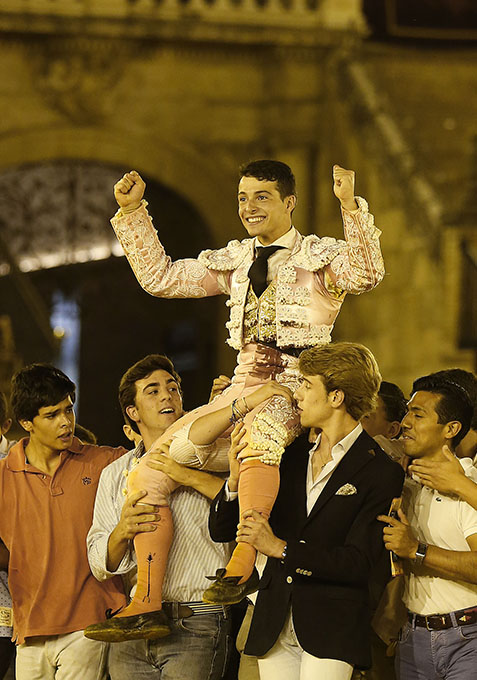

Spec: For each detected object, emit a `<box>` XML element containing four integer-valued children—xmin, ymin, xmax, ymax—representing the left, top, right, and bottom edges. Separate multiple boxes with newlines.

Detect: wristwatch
<box><xmin>414</xmin><ymin>542</ymin><xmax>428</xmax><ymax>566</ymax></box>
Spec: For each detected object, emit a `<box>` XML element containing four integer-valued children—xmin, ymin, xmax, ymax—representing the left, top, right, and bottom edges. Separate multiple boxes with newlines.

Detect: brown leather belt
<box><xmin>409</xmin><ymin>606</ymin><xmax>477</xmax><ymax>631</ymax></box>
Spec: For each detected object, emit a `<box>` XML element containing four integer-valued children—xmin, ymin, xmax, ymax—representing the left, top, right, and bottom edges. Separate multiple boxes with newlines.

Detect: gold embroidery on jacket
<box><xmin>243</xmin><ymin>283</ymin><xmax>277</xmax><ymax>345</ymax></box>
<box><xmin>324</xmin><ymin>271</ymin><xmax>346</xmax><ymax>301</ymax></box>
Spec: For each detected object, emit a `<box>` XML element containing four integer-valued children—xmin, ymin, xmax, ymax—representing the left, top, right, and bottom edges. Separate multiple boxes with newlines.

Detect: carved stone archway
<box><xmin>0</xmin><ymin>127</ymin><xmax>239</xmax><ymax>250</ymax></box>
<box><xmin>0</xmin><ymin>159</ymin><xmax>223</xmax><ymax>444</ymax></box>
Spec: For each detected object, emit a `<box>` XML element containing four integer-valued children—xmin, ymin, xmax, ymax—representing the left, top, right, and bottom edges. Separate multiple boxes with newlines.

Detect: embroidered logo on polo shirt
<box><xmin>82</xmin><ymin>477</ymin><xmax>92</xmax><ymax>485</ymax></box>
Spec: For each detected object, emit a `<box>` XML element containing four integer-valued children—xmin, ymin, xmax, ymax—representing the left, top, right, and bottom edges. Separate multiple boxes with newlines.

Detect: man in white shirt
<box><xmin>379</xmin><ymin>372</ymin><xmax>477</xmax><ymax>680</ymax></box>
<box><xmin>85</xmin><ymin>354</ymin><xmax>233</xmax><ymax>680</ymax></box>
<box><xmin>209</xmin><ymin>341</ymin><xmax>404</xmax><ymax>680</ymax></box>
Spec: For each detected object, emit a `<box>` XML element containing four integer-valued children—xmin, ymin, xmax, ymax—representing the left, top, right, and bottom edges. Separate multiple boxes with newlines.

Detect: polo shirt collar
<box><xmin>459</xmin><ymin>457</ymin><xmax>477</xmax><ymax>477</ymax></box>
<box><xmin>6</xmin><ymin>436</ymin><xmax>86</xmax><ymax>472</ymax></box>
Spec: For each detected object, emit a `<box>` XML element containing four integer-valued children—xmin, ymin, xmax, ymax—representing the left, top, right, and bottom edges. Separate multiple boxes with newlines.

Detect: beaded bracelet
<box><xmin>229</xmin><ymin>397</ymin><xmax>250</xmax><ymax>424</ymax></box>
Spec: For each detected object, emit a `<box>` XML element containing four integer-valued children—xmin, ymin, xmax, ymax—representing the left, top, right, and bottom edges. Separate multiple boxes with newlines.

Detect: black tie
<box><xmin>248</xmin><ymin>245</ymin><xmax>283</xmax><ymax>298</ymax></box>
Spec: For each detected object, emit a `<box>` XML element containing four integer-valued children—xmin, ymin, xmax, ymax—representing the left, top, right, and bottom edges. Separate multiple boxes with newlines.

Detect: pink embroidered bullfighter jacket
<box><xmin>110</xmin><ymin>196</ymin><xmax>384</xmax><ymax>353</ymax></box>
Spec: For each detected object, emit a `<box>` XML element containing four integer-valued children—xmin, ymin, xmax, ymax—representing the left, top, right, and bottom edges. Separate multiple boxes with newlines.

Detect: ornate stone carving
<box><xmin>0</xmin><ymin>161</ymin><xmax>123</xmax><ymax>273</ymax></box>
<box><xmin>28</xmin><ymin>37</ymin><xmax>136</xmax><ymax>124</ymax></box>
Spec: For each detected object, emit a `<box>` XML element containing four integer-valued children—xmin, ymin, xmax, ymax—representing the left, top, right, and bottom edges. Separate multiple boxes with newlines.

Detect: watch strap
<box><xmin>414</xmin><ymin>542</ymin><xmax>428</xmax><ymax>566</ymax></box>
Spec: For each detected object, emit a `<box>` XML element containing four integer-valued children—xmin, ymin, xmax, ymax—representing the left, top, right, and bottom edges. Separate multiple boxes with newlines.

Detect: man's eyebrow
<box><xmin>142</xmin><ymin>381</ymin><xmax>160</xmax><ymax>392</ymax></box>
<box><xmin>408</xmin><ymin>404</ymin><xmax>426</xmax><ymax>413</ymax></box>
<box><xmin>143</xmin><ymin>378</ymin><xmax>178</xmax><ymax>392</ymax></box>
<box><xmin>238</xmin><ymin>190</ymin><xmax>274</xmax><ymax>196</ymax></box>
<box><xmin>42</xmin><ymin>407</ymin><xmax>60</xmax><ymax>416</ymax></box>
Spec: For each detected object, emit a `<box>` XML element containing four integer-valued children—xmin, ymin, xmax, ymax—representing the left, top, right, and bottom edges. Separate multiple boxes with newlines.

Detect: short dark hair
<box><xmin>239</xmin><ymin>160</ymin><xmax>296</xmax><ymax>200</ymax></box>
<box><xmin>432</xmin><ymin>369</ymin><xmax>477</xmax><ymax>431</ymax></box>
<box><xmin>379</xmin><ymin>381</ymin><xmax>407</xmax><ymax>424</ymax></box>
<box><xmin>11</xmin><ymin>364</ymin><xmax>76</xmax><ymax>423</ymax></box>
<box><xmin>411</xmin><ymin>373</ymin><xmax>473</xmax><ymax>447</ymax></box>
<box><xmin>119</xmin><ymin>354</ymin><xmax>182</xmax><ymax>433</ymax></box>
<box><xmin>0</xmin><ymin>390</ymin><xmax>8</xmax><ymax>426</ymax></box>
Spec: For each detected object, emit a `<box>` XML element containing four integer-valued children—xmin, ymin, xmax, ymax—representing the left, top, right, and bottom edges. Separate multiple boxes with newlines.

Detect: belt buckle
<box><xmin>426</xmin><ymin>615</ymin><xmax>447</xmax><ymax>631</ymax></box>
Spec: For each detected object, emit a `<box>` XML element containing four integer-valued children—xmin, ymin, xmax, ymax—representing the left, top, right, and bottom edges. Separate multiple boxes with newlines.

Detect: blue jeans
<box><xmin>396</xmin><ymin>616</ymin><xmax>477</xmax><ymax>680</ymax></box>
<box><xmin>108</xmin><ymin>612</ymin><xmax>231</xmax><ymax>680</ymax></box>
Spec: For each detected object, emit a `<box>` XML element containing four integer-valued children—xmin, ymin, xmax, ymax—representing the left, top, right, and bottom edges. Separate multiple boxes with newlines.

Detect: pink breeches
<box><xmin>126</xmin><ymin>343</ymin><xmax>303</xmax><ymax>505</ymax></box>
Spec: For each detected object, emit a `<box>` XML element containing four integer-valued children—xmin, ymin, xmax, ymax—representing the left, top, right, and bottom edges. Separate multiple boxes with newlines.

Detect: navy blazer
<box><xmin>209</xmin><ymin>430</ymin><xmax>404</xmax><ymax>669</ymax></box>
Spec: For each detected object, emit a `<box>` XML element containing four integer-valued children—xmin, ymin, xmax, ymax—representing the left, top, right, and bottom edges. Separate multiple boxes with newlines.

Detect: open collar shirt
<box><xmin>306</xmin><ymin>424</ymin><xmax>363</xmax><ymax>515</ymax></box>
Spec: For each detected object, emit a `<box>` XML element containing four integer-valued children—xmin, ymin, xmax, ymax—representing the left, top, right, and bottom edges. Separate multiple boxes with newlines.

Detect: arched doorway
<box><xmin>0</xmin><ymin>160</ymin><xmax>219</xmax><ymax>444</ymax></box>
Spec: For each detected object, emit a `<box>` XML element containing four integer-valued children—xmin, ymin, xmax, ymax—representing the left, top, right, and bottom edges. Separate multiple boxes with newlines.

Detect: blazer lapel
<box><xmin>305</xmin><ymin>431</ymin><xmax>376</xmax><ymax>525</ymax></box>
<box><xmin>276</xmin><ymin>436</ymin><xmax>309</xmax><ymax>530</ymax></box>
<box><xmin>294</xmin><ymin>446</ymin><xmax>309</xmax><ymax>528</ymax></box>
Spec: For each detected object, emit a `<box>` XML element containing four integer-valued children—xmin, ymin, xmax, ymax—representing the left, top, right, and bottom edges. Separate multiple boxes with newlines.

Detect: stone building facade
<box><xmin>0</xmin><ymin>1</ymin><xmax>475</xmax><ymax>437</ymax></box>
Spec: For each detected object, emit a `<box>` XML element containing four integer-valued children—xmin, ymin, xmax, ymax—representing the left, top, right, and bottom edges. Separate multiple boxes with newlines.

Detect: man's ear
<box><xmin>387</xmin><ymin>421</ymin><xmax>401</xmax><ymax>440</ymax></box>
<box><xmin>286</xmin><ymin>195</ymin><xmax>297</xmax><ymax>213</ymax></box>
<box><xmin>329</xmin><ymin>389</ymin><xmax>345</xmax><ymax>409</ymax></box>
<box><xmin>0</xmin><ymin>418</ymin><xmax>12</xmax><ymax>436</ymax></box>
<box><xmin>125</xmin><ymin>404</ymin><xmax>140</xmax><ymax>425</ymax></box>
<box><xmin>123</xmin><ymin>424</ymin><xmax>135</xmax><ymax>442</ymax></box>
<box><xmin>19</xmin><ymin>418</ymin><xmax>33</xmax><ymax>433</ymax></box>
<box><xmin>123</xmin><ymin>424</ymin><xmax>141</xmax><ymax>446</ymax></box>
<box><xmin>444</xmin><ymin>420</ymin><xmax>462</xmax><ymax>442</ymax></box>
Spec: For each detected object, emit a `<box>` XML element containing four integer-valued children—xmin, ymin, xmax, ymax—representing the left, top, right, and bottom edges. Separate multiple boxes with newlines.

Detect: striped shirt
<box><xmin>87</xmin><ymin>444</ymin><xmax>233</xmax><ymax>603</ymax></box>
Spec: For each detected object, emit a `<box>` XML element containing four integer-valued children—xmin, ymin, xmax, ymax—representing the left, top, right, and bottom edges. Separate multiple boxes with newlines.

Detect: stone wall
<box><xmin>0</xmin><ymin>3</ymin><xmax>475</xmax><ymax>406</ymax></box>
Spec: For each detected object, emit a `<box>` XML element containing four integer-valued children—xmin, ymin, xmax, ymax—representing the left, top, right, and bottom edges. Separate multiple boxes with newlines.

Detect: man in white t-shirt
<box><xmin>379</xmin><ymin>372</ymin><xmax>477</xmax><ymax>680</ymax></box>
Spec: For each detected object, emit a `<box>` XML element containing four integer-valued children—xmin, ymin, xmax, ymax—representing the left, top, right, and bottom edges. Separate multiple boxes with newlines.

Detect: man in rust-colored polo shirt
<box><xmin>0</xmin><ymin>364</ymin><xmax>127</xmax><ymax>680</ymax></box>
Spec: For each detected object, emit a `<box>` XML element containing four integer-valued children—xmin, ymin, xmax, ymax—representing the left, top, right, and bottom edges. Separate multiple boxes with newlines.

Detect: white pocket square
<box><xmin>336</xmin><ymin>483</ymin><xmax>357</xmax><ymax>496</ymax></box>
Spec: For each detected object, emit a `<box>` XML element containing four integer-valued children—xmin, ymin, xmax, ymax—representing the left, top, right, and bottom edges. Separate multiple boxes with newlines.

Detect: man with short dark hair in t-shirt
<box><xmin>0</xmin><ymin>364</ymin><xmax>126</xmax><ymax>680</ymax></box>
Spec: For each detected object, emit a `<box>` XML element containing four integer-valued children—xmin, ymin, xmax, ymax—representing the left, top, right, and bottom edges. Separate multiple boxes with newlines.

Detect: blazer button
<box><xmin>286</xmin><ymin>576</ymin><xmax>293</xmax><ymax>584</ymax></box>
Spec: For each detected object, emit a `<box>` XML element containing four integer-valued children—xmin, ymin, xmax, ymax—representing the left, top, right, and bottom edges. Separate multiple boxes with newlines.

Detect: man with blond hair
<box><xmin>210</xmin><ymin>342</ymin><xmax>404</xmax><ymax>680</ymax></box>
